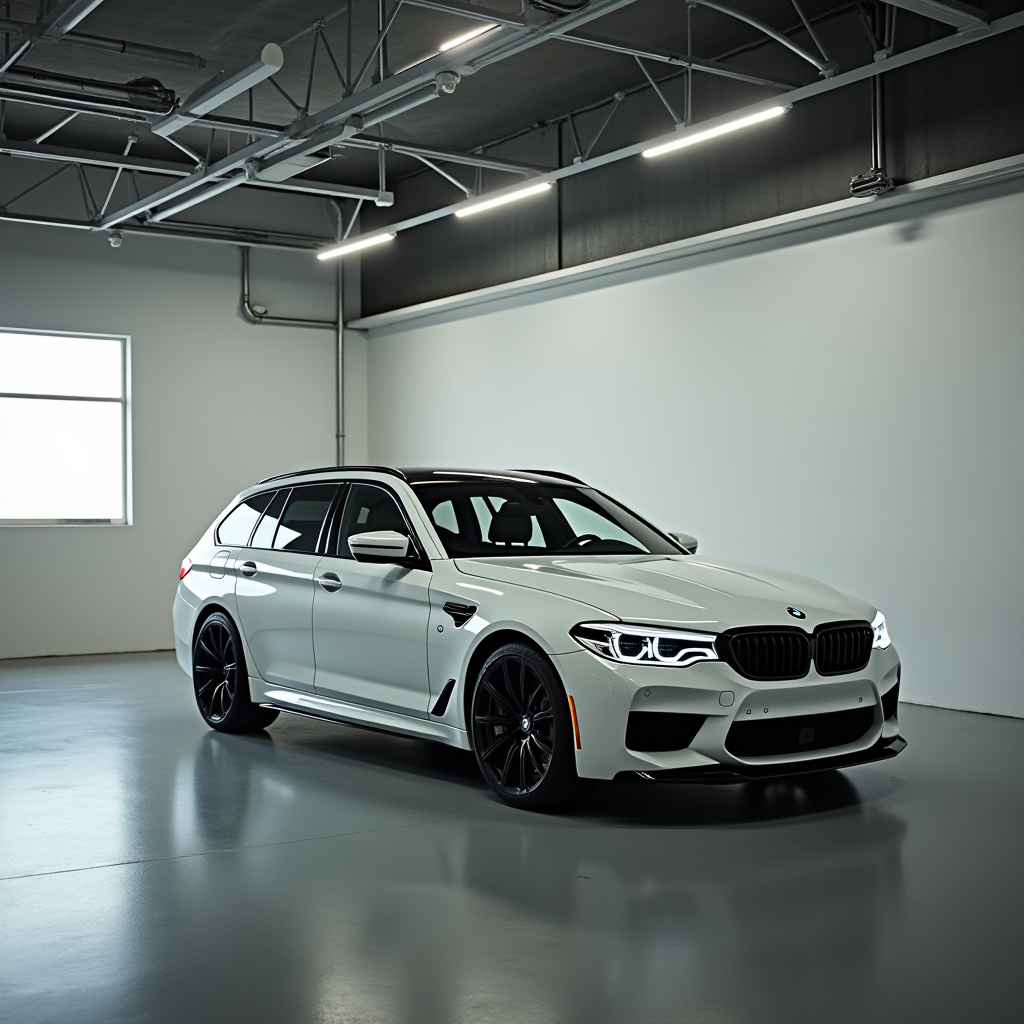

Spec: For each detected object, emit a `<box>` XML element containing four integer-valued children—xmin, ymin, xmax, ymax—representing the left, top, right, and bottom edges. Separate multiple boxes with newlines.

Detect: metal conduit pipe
<box><xmin>240</xmin><ymin>246</ymin><xmax>338</xmax><ymax>328</ymax></box>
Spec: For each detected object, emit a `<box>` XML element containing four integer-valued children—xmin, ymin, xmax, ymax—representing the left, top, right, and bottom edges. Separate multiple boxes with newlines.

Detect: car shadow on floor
<box><xmin>217</xmin><ymin>715</ymin><xmax>866</xmax><ymax>829</ymax></box>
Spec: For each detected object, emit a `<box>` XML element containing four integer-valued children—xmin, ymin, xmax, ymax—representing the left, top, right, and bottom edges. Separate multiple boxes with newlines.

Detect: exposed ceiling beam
<box><xmin>247</xmin><ymin>178</ymin><xmax>393</xmax><ymax>204</ymax></box>
<box><xmin>97</xmin><ymin>0</ymin><xmax>643</xmax><ymax>229</ymax></box>
<box><xmin>335</xmin><ymin>5</ymin><xmax>1024</xmax><ymax>250</ymax></box>
<box><xmin>344</xmin><ymin>135</ymin><xmax>550</xmax><ymax>175</ymax></box>
<box><xmin>0</xmin><ymin>138</ymin><xmax>192</xmax><ymax>175</ymax></box>
<box><xmin>0</xmin><ymin>14</ymin><xmax>204</xmax><ymax>65</ymax></box>
<box><xmin>38</xmin><ymin>0</ymin><xmax>108</xmax><ymax>38</ymax></box>
<box><xmin>0</xmin><ymin>209</ymin><xmax>331</xmax><ymax>250</ymax></box>
<box><xmin>153</xmin><ymin>44</ymin><xmax>284</xmax><ymax>137</ymax></box>
<box><xmin>691</xmin><ymin>0</ymin><xmax>830</xmax><ymax>73</ymax></box>
<box><xmin>0</xmin><ymin>140</ymin><xmax>392</xmax><ymax>203</ymax></box>
<box><xmin>559</xmin><ymin>31</ymin><xmax>801</xmax><ymax>90</ymax></box>
<box><xmin>882</xmin><ymin>0</ymin><xmax>989</xmax><ymax>32</ymax></box>
<box><xmin>0</xmin><ymin>0</ymin><xmax>108</xmax><ymax>71</ymax></box>
<box><xmin>400</xmin><ymin>0</ymin><xmax>527</xmax><ymax>27</ymax></box>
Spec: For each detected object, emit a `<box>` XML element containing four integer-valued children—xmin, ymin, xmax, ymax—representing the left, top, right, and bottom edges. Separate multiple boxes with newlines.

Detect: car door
<box><xmin>234</xmin><ymin>483</ymin><xmax>339</xmax><ymax>693</ymax></box>
<box><xmin>312</xmin><ymin>482</ymin><xmax>432</xmax><ymax>718</ymax></box>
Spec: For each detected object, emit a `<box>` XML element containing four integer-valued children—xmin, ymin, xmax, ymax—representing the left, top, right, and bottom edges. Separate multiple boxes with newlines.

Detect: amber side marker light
<box><xmin>179</xmin><ymin>557</ymin><xmax>193</xmax><ymax>580</ymax></box>
<box><xmin>567</xmin><ymin>695</ymin><xmax>582</xmax><ymax>749</ymax></box>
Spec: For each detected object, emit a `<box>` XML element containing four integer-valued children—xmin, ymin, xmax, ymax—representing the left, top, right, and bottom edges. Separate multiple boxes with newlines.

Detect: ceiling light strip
<box><xmin>454</xmin><ymin>181</ymin><xmax>552</xmax><ymax>218</ymax></box>
<box><xmin>439</xmin><ymin>24</ymin><xmax>497</xmax><ymax>52</ymax></box>
<box><xmin>317</xmin><ymin>232</ymin><xmax>396</xmax><ymax>260</ymax></box>
<box><xmin>642</xmin><ymin>105</ymin><xmax>789</xmax><ymax>158</ymax></box>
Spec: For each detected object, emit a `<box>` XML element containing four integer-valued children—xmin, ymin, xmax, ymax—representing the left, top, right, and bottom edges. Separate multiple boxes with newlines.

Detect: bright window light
<box><xmin>316</xmin><ymin>232</ymin><xmax>396</xmax><ymax>261</ymax></box>
<box><xmin>439</xmin><ymin>24</ymin><xmax>496</xmax><ymax>52</ymax></box>
<box><xmin>642</xmin><ymin>105</ymin><xmax>789</xmax><ymax>159</ymax></box>
<box><xmin>454</xmin><ymin>181</ymin><xmax>552</xmax><ymax>218</ymax></box>
<box><xmin>0</xmin><ymin>330</ymin><xmax>129</xmax><ymax>524</ymax></box>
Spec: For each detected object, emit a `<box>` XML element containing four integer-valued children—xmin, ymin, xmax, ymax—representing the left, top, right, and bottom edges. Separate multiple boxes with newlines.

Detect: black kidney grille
<box><xmin>815</xmin><ymin>623</ymin><xmax>873</xmax><ymax>676</ymax></box>
<box><xmin>625</xmin><ymin>712</ymin><xmax>706</xmax><ymax>752</ymax></box>
<box><xmin>726</xmin><ymin>706</ymin><xmax>875</xmax><ymax>758</ymax></box>
<box><xmin>724</xmin><ymin>630</ymin><xmax>811</xmax><ymax>681</ymax></box>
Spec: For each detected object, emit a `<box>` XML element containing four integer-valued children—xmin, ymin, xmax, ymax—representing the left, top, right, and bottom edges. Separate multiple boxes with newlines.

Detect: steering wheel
<box><xmin>561</xmin><ymin>534</ymin><xmax>602</xmax><ymax>550</ymax></box>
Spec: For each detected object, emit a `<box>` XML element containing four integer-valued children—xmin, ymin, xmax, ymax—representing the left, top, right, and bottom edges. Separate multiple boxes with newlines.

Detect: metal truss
<box><xmin>0</xmin><ymin>0</ymin><xmax>1015</xmax><ymax>252</ymax></box>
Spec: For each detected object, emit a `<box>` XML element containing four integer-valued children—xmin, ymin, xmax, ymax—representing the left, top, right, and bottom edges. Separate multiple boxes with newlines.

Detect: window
<box><xmin>217</xmin><ymin>491</ymin><xmax>275</xmax><ymax>546</ymax></box>
<box><xmin>411</xmin><ymin>481</ymin><xmax>679</xmax><ymax>558</ymax></box>
<box><xmin>272</xmin><ymin>484</ymin><xmax>338</xmax><ymax>553</ymax></box>
<box><xmin>0</xmin><ymin>329</ymin><xmax>130</xmax><ymax>524</ymax></box>
<box><xmin>251</xmin><ymin>490</ymin><xmax>287</xmax><ymax>548</ymax></box>
<box><xmin>336</xmin><ymin>484</ymin><xmax>409</xmax><ymax>557</ymax></box>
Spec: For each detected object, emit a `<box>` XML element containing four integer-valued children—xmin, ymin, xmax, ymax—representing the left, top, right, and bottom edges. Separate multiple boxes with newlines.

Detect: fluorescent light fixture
<box><xmin>153</xmin><ymin>43</ymin><xmax>284</xmax><ymax>137</ymax></box>
<box><xmin>439</xmin><ymin>24</ymin><xmax>497</xmax><ymax>52</ymax></box>
<box><xmin>317</xmin><ymin>233</ymin><xmax>396</xmax><ymax>261</ymax></box>
<box><xmin>642</xmin><ymin>105</ymin><xmax>789</xmax><ymax>159</ymax></box>
<box><xmin>454</xmin><ymin>181</ymin><xmax>552</xmax><ymax>218</ymax></box>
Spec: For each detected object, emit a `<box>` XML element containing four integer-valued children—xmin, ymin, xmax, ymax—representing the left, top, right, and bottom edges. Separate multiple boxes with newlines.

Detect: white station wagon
<box><xmin>174</xmin><ymin>467</ymin><xmax>905</xmax><ymax>809</ymax></box>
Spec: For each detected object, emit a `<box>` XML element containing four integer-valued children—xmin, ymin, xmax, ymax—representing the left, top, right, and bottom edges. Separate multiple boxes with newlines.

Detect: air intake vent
<box><xmin>814</xmin><ymin>622</ymin><xmax>873</xmax><ymax>676</ymax></box>
<box><xmin>881</xmin><ymin>680</ymin><xmax>900</xmax><ymax>720</ymax></box>
<box><xmin>720</xmin><ymin>628</ymin><xmax>811</xmax><ymax>681</ymax></box>
<box><xmin>726</xmin><ymin>707</ymin><xmax>875</xmax><ymax>757</ymax></box>
<box><xmin>442</xmin><ymin>601</ymin><xmax>477</xmax><ymax>627</ymax></box>
<box><xmin>625</xmin><ymin>712</ymin><xmax>706</xmax><ymax>752</ymax></box>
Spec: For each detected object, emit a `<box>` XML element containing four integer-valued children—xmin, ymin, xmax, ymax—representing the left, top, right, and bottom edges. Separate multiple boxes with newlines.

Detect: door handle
<box><xmin>317</xmin><ymin>572</ymin><xmax>342</xmax><ymax>593</ymax></box>
<box><xmin>240</xmin><ymin>560</ymin><xmax>257</xmax><ymax>577</ymax></box>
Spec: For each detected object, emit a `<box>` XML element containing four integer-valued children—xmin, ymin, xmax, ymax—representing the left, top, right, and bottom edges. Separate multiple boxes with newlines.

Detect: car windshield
<box><xmin>411</xmin><ymin>480</ymin><xmax>680</xmax><ymax>558</ymax></box>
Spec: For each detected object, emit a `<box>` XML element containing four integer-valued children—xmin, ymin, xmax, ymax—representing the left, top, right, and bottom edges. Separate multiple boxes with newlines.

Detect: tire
<box><xmin>470</xmin><ymin>642</ymin><xmax>595</xmax><ymax>810</ymax></box>
<box><xmin>192</xmin><ymin>611</ymin><xmax>279</xmax><ymax>733</ymax></box>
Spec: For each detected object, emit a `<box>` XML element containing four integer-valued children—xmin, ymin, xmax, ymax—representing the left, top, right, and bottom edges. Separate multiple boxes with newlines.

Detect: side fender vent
<box><xmin>443</xmin><ymin>601</ymin><xmax>477</xmax><ymax>627</ymax></box>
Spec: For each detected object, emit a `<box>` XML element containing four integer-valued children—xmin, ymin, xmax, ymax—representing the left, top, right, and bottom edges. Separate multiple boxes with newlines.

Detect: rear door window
<box><xmin>272</xmin><ymin>484</ymin><xmax>339</xmax><ymax>553</ymax></box>
<box><xmin>217</xmin><ymin>491</ymin><xmax>275</xmax><ymax>546</ymax></box>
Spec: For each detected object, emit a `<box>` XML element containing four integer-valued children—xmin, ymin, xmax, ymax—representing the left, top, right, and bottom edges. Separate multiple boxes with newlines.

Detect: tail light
<box><xmin>179</xmin><ymin>557</ymin><xmax>193</xmax><ymax>580</ymax></box>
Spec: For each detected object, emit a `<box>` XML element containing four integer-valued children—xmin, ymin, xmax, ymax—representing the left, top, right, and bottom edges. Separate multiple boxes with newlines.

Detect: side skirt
<box><xmin>259</xmin><ymin>685</ymin><xmax>471</xmax><ymax>750</ymax></box>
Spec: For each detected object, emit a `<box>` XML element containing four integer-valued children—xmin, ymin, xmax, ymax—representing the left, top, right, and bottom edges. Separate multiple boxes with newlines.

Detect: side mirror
<box><xmin>668</xmin><ymin>531</ymin><xmax>698</xmax><ymax>555</ymax></box>
<box><xmin>348</xmin><ymin>530</ymin><xmax>411</xmax><ymax>563</ymax></box>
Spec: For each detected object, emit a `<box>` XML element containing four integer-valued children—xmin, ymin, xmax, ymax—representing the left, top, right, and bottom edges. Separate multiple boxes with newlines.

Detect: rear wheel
<box><xmin>470</xmin><ymin>642</ymin><xmax>594</xmax><ymax>810</ymax></box>
<box><xmin>192</xmin><ymin>611</ymin><xmax>278</xmax><ymax>733</ymax></box>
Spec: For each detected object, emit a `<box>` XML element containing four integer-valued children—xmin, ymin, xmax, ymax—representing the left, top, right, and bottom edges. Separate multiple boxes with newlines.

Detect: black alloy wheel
<box><xmin>471</xmin><ymin>642</ymin><xmax>595</xmax><ymax>810</ymax></box>
<box><xmin>192</xmin><ymin>611</ymin><xmax>278</xmax><ymax>733</ymax></box>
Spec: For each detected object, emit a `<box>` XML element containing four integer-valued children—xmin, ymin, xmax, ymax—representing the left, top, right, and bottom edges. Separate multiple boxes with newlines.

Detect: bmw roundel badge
<box><xmin>787</xmin><ymin>607</ymin><xmax>807</xmax><ymax>619</ymax></box>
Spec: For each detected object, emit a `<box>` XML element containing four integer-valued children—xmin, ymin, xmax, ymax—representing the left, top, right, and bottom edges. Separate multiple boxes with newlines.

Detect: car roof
<box><xmin>257</xmin><ymin>466</ymin><xmax>587</xmax><ymax>487</ymax></box>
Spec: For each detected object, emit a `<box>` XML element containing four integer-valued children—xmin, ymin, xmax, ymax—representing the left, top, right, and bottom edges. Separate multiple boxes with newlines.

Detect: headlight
<box><xmin>871</xmin><ymin>610</ymin><xmax>891</xmax><ymax>650</ymax></box>
<box><xmin>569</xmin><ymin>622</ymin><xmax>719</xmax><ymax>666</ymax></box>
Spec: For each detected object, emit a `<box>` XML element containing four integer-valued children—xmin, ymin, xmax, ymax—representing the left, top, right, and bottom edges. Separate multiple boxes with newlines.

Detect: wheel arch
<box><xmin>461</xmin><ymin>627</ymin><xmax>564</xmax><ymax>749</ymax></box>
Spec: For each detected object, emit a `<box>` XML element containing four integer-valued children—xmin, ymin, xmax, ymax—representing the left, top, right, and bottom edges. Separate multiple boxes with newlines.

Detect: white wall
<box><xmin>0</xmin><ymin>225</ymin><xmax>339</xmax><ymax>659</ymax></box>
<box><xmin>366</xmin><ymin>185</ymin><xmax>1024</xmax><ymax>718</ymax></box>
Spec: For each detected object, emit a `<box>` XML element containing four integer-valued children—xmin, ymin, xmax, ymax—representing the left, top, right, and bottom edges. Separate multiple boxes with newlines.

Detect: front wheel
<box><xmin>470</xmin><ymin>642</ymin><xmax>595</xmax><ymax>810</ymax></box>
<box><xmin>192</xmin><ymin>611</ymin><xmax>279</xmax><ymax>733</ymax></box>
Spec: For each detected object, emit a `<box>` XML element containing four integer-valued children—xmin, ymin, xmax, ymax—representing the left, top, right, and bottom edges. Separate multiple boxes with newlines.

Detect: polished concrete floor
<box><xmin>1</xmin><ymin>653</ymin><xmax>1021</xmax><ymax>1024</ymax></box>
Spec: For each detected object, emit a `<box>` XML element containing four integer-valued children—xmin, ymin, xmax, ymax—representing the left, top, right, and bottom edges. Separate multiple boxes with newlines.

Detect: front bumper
<box><xmin>553</xmin><ymin>644</ymin><xmax>903</xmax><ymax>781</ymax></box>
<box><xmin>614</xmin><ymin>734</ymin><xmax>906</xmax><ymax>784</ymax></box>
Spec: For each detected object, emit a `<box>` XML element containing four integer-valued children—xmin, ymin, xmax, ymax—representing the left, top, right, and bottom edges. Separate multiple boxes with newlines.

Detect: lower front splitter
<box><xmin>614</xmin><ymin>735</ymin><xmax>907</xmax><ymax>784</ymax></box>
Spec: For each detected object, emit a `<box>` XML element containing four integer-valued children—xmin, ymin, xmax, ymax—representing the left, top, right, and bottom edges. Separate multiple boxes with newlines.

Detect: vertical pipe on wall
<box><xmin>336</xmin><ymin>262</ymin><xmax>345</xmax><ymax>465</ymax></box>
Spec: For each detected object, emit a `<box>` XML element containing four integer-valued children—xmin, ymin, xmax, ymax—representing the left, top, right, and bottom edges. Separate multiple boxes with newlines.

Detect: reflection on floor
<box><xmin>1</xmin><ymin>653</ymin><xmax>1021</xmax><ymax>1023</ymax></box>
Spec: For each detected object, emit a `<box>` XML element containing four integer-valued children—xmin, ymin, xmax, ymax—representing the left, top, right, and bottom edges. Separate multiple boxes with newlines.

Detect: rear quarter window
<box><xmin>217</xmin><ymin>491</ymin><xmax>275</xmax><ymax>546</ymax></box>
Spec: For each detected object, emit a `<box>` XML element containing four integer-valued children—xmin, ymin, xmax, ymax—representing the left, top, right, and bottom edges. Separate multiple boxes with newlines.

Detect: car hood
<box><xmin>454</xmin><ymin>554</ymin><xmax>875</xmax><ymax>631</ymax></box>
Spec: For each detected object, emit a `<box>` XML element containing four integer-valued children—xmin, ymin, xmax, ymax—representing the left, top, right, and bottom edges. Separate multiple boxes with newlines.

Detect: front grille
<box><xmin>721</xmin><ymin>629</ymin><xmax>811</xmax><ymax>681</ymax></box>
<box><xmin>815</xmin><ymin>622</ymin><xmax>873</xmax><ymax>675</ymax></box>
<box><xmin>881</xmin><ymin>680</ymin><xmax>900</xmax><ymax>720</ymax></box>
<box><xmin>625</xmin><ymin>712</ymin><xmax>706</xmax><ymax>752</ymax></box>
<box><xmin>726</xmin><ymin>706</ymin><xmax>875</xmax><ymax>758</ymax></box>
